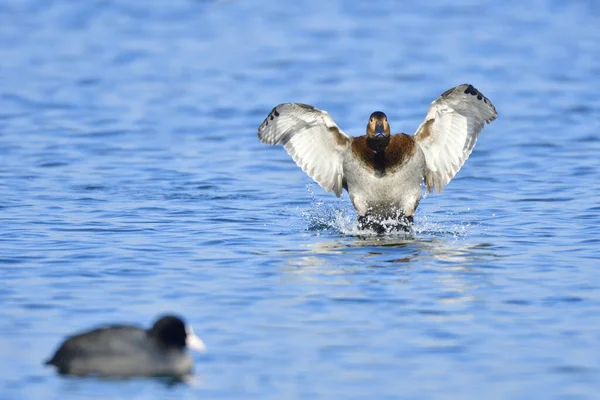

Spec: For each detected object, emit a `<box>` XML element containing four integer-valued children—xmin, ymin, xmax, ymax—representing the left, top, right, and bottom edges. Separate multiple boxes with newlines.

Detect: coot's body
<box><xmin>45</xmin><ymin>315</ymin><xmax>205</xmax><ymax>377</ymax></box>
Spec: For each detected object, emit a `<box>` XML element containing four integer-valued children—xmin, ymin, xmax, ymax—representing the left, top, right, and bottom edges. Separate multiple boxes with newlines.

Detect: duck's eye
<box><xmin>370</xmin><ymin>118</ymin><xmax>373</xmax><ymax>122</ymax></box>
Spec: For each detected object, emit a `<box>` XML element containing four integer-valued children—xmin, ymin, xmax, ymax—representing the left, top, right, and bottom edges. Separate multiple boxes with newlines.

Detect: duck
<box><xmin>45</xmin><ymin>314</ymin><xmax>206</xmax><ymax>378</ymax></box>
<box><xmin>257</xmin><ymin>83</ymin><xmax>497</xmax><ymax>232</ymax></box>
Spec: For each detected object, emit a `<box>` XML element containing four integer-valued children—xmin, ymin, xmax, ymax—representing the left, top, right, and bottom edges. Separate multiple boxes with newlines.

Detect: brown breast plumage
<box><xmin>350</xmin><ymin>134</ymin><xmax>416</xmax><ymax>177</ymax></box>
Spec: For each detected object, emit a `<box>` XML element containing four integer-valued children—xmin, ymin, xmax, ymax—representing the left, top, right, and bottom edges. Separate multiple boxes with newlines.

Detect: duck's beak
<box><xmin>185</xmin><ymin>325</ymin><xmax>206</xmax><ymax>352</ymax></box>
<box><xmin>374</xmin><ymin>122</ymin><xmax>386</xmax><ymax>138</ymax></box>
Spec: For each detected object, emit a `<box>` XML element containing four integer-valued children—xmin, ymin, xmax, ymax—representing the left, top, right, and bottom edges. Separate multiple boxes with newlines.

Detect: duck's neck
<box><xmin>367</xmin><ymin>136</ymin><xmax>389</xmax><ymax>177</ymax></box>
<box><xmin>366</xmin><ymin>136</ymin><xmax>390</xmax><ymax>154</ymax></box>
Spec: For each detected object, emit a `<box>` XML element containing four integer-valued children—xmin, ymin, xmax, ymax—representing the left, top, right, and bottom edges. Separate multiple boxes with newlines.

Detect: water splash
<box><xmin>414</xmin><ymin>211</ymin><xmax>474</xmax><ymax>240</ymax></box>
<box><xmin>301</xmin><ymin>184</ymin><xmax>473</xmax><ymax>239</ymax></box>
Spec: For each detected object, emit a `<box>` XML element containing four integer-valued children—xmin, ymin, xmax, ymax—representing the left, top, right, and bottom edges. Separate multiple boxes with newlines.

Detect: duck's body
<box><xmin>344</xmin><ymin>134</ymin><xmax>425</xmax><ymax>221</ymax></box>
<box><xmin>258</xmin><ymin>84</ymin><xmax>497</xmax><ymax>232</ymax></box>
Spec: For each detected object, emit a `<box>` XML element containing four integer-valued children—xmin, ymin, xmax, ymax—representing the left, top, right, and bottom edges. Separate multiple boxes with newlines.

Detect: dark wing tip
<box><xmin>440</xmin><ymin>83</ymin><xmax>472</xmax><ymax>97</ymax></box>
<box><xmin>258</xmin><ymin>104</ymin><xmax>293</xmax><ymax>144</ymax></box>
<box><xmin>441</xmin><ymin>83</ymin><xmax>486</xmax><ymax>98</ymax></box>
<box><xmin>450</xmin><ymin>83</ymin><xmax>498</xmax><ymax>122</ymax></box>
<box><xmin>257</xmin><ymin>106</ymin><xmax>282</xmax><ymax>137</ymax></box>
<box><xmin>461</xmin><ymin>84</ymin><xmax>492</xmax><ymax>103</ymax></box>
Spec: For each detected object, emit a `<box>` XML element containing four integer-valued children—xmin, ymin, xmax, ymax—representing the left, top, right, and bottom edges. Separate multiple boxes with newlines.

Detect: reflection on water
<box><xmin>289</xmin><ymin>233</ymin><xmax>497</xmax><ymax>266</ymax></box>
<box><xmin>282</xmin><ymin>235</ymin><xmax>497</xmax><ymax>307</ymax></box>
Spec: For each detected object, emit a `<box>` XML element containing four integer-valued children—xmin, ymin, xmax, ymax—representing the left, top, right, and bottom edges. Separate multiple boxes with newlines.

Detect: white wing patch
<box><xmin>414</xmin><ymin>84</ymin><xmax>497</xmax><ymax>193</ymax></box>
<box><xmin>258</xmin><ymin>103</ymin><xmax>351</xmax><ymax>197</ymax></box>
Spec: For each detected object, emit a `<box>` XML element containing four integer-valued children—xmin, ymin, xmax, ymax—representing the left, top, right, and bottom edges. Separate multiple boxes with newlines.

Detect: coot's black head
<box><xmin>366</xmin><ymin>111</ymin><xmax>390</xmax><ymax>139</ymax></box>
<box><xmin>149</xmin><ymin>315</ymin><xmax>206</xmax><ymax>352</ymax></box>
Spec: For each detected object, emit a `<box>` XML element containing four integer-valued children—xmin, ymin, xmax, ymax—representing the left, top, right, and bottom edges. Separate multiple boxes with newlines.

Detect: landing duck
<box><xmin>258</xmin><ymin>84</ymin><xmax>497</xmax><ymax>232</ymax></box>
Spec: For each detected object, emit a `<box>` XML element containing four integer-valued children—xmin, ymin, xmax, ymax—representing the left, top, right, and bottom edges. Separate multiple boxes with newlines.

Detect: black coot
<box><xmin>45</xmin><ymin>315</ymin><xmax>205</xmax><ymax>377</ymax></box>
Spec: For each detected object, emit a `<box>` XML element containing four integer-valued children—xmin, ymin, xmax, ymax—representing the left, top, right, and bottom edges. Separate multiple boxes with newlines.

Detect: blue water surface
<box><xmin>1</xmin><ymin>0</ymin><xmax>600</xmax><ymax>399</ymax></box>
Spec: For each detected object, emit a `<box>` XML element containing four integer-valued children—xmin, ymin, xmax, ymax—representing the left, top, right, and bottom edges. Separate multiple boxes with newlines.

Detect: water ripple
<box><xmin>0</xmin><ymin>0</ymin><xmax>599</xmax><ymax>399</ymax></box>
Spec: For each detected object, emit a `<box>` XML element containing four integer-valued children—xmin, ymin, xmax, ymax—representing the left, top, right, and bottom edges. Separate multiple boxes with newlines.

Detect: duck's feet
<box><xmin>357</xmin><ymin>214</ymin><xmax>413</xmax><ymax>234</ymax></box>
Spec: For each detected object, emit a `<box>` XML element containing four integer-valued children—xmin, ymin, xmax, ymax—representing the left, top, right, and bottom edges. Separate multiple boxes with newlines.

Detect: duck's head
<box><xmin>366</xmin><ymin>111</ymin><xmax>390</xmax><ymax>152</ymax></box>
<box><xmin>366</xmin><ymin>111</ymin><xmax>390</xmax><ymax>139</ymax></box>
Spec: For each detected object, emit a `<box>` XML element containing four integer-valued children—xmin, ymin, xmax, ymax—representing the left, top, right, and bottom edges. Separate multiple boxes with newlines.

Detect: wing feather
<box><xmin>414</xmin><ymin>84</ymin><xmax>497</xmax><ymax>193</ymax></box>
<box><xmin>257</xmin><ymin>103</ymin><xmax>351</xmax><ymax>197</ymax></box>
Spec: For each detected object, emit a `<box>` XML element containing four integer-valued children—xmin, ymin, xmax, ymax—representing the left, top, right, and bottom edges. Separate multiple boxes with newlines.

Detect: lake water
<box><xmin>1</xmin><ymin>0</ymin><xmax>599</xmax><ymax>399</ymax></box>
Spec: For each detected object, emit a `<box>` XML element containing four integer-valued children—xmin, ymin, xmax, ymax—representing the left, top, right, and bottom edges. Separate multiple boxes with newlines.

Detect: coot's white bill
<box><xmin>185</xmin><ymin>325</ymin><xmax>206</xmax><ymax>352</ymax></box>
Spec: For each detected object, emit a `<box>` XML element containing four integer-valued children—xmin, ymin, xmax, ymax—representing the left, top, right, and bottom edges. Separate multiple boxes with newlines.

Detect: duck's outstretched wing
<box><xmin>258</xmin><ymin>103</ymin><xmax>351</xmax><ymax>197</ymax></box>
<box><xmin>414</xmin><ymin>84</ymin><xmax>497</xmax><ymax>193</ymax></box>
